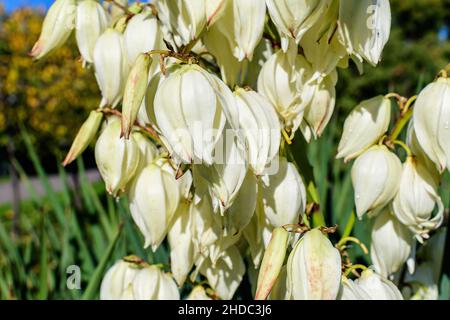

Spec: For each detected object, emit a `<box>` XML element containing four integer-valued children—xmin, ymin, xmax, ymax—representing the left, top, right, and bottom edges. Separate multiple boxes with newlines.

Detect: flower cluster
<box><xmin>32</xmin><ymin>0</ymin><xmax>448</xmax><ymax>300</ymax></box>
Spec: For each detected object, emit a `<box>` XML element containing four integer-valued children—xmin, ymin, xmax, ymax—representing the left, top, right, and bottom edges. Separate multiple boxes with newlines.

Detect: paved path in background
<box><xmin>0</xmin><ymin>169</ymin><xmax>101</xmax><ymax>204</ymax></box>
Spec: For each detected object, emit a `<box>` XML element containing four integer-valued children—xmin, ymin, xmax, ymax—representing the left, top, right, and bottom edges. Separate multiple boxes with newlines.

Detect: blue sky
<box><xmin>1</xmin><ymin>0</ymin><xmax>52</xmax><ymax>12</ymax></box>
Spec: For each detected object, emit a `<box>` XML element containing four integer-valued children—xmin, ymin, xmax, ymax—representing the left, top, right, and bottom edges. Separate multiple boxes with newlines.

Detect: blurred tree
<box><xmin>0</xmin><ymin>6</ymin><xmax>99</xmax><ymax>173</ymax></box>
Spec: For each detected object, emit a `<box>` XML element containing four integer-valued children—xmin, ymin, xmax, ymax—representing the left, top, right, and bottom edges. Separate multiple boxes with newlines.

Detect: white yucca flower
<box><xmin>286</xmin><ymin>229</ymin><xmax>342</xmax><ymax>300</ymax></box>
<box><xmin>354</xmin><ymin>269</ymin><xmax>403</xmax><ymax>300</ymax></box>
<box><xmin>194</xmin><ymin>128</ymin><xmax>247</xmax><ymax>214</ymax></box>
<box><xmin>260</xmin><ymin>157</ymin><xmax>306</xmax><ymax>228</ymax></box>
<box><xmin>300</xmin><ymin>71</ymin><xmax>337</xmax><ymax>141</ymax></box>
<box><xmin>128</xmin><ymin>162</ymin><xmax>180</xmax><ymax>250</ymax></box>
<box><xmin>265</xmin><ymin>0</ymin><xmax>332</xmax><ymax>52</ymax></box>
<box><xmin>392</xmin><ymin>157</ymin><xmax>444</xmax><ymax>242</ymax></box>
<box><xmin>300</xmin><ymin>1</ymin><xmax>347</xmax><ymax>79</ymax></box>
<box><xmin>338</xmin><ymin>277</ymin><xmax>371</xmax><ymax>300</ymax></box>
<box><xmin>132</xmin><ymin>131</ymin><xmax>159</xmax><ymax>170</ymax></box>
<box><xmin>94</xmin><ymin>117</ymin><xmax>140</xmax><ymax>196</ymax></box>
<box><xmin>198</xmin><ymin>246</ymin><xmax>245</xmax><ymax>300</ymax></box>
<box><xmin>100</xmin><ymin>259</ymin><xmax>180</xmax><ymax>300</ymax></box>
<box><xmin>337</xmin><ymin>95</ymin><xmax>391</xmax><ymax>162</ymax></box>
<box><xmin>234</xmin><ymin>88</ymin><xmax>281</xmax><ymax>175</ymax></box>
<box><xmin>156</xmin><ymin>0</ymin><xmax>207</xmax><ymax>48</ymax></box>
<box><xmin>338</xmin><ymin>0</ymin><xmax>391</xmax><ymax>66</ymax></box>
<box><xmin>168</xmin><ymin>202</ymin><xmax>196</xmax><ymax>287</ymax></box>
<box><xmin>258</xmin><ymin>47</ymin><xmax>315</xmax><ymax>134</ymax></box>
<box><xmin>93</xmin><ymin>28</ymin><xmax>129</xmax><ymax>108</ymax></box>
<box><xmin>351</xmin><ymin>145</ymin><xmax>402</xmax><ymax>218</ymax></box>
<box><xmin>370</xmin><ymin>209</ymin><xmax>414</xmax><ymax>277</ymax></box>
<box><xmin>75</xmin><ymin>0</ymin><xmax>110</xmax><ymax>64</ymax></box>
<box><xmin>123</xmin><ymin>12</ymin><xmax>165</xmax><ymax>66</ymax></box>
<box><xmin>31</xmin><ymin>0</ymin><xmax>76</xmax><ymax>59</ymax></box>
<box><xmin>413</xmin><ymin>76</ymin><xmax>450</xmax><ymax>173</ymax></box>
<box><xmin>211</xmin><ymin>0</ymin><xmax>266</xmax><ymax>61</ymax></box>
<box><xmin>153</xmin><ymin>65</ymin><xmax>227</xmax><ymax>165</ymax></box>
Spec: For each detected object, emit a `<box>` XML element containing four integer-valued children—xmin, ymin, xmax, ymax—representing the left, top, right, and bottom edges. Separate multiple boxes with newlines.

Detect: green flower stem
<box><xmin>344</xmin><ymin>264</ymin><xmax>368</xmax><ymax>278</ymax></box>
<box><xmin>388</xmin><ymin>106</ymin><xmax>414</xmax><ymax>141</ymax></box>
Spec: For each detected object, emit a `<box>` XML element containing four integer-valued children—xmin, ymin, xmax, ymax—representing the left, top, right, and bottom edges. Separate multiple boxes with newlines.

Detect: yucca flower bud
<box><xmin>413</xmin><ymin>76</ymin><xmax>450</xmax><ymax>173</ymax></box>
<box><xmin>63</xmin><ymin>110</ymin><xmax>103</xmax><ymax>166</ymax></box>
<box><xmin>128</xmin><ymin>162</ymin><xmax>181</xmax><ymax>250</ymax></box>
<box><xmin>392</xmin><ymin>157</ymin><xmax>444</xmax><ymax>242</ymax></box>
<box><xmin>156</xmin><ymin>0</ymin><xmax>207</xmax><ymax>48</ymax></box>
<box><xmin>286</xmin><ymin>229</ymin><xmax>342</xmax><ymax>300</ymax></box>
<box><xmin>30</xmin><ymin>0</ymin><xmax>76</xmax><ymax>59</ymax></box>
<box><xmin>269</xmin><ymin>266</ymin><xmax>290</xmax><ymax>300</ymax></box>
<box><xmin>132</xmin><ymin>131</ymin><xmax>159</xmax><ymax>168</ymax></box>
<box><xmin>121</xmin><ymin>53</ymin><xmax>153</xmax><ymax>139</ymax></box>
<box><xmin>257</xmin><ymin>47</ymin><xmax>315</xmax><ymax>134</ymax></box>
<box><xmin>168</xmin><ymin>202</ymin><xmax>195</xmax><ymax>287</ymax></box>
<box><xmin>199</xmin><ymin>246</ymin><xmax>245</xmax><ymax>300</ymax></box>
<box><xmin>193</xmin><ymin>128</ymin><xmax>247</xmax><ymax>214</ymax></box>
<box><xmin>351</xmin><ymin>145</ymin><xmax>402</xmax><ymax>219</ymax></box>
<box><xmin>300</xmin><ymin>72</ymin><xmax>337</xmax><ymax>141</ymax></box>
<box><xmin>95</xmin><ymin>117</ymin><xmax>140</xmax><ymax>196</ymax></box>
<box><xmin>255</xmin><ymin>227</ymin><xmax>289</xmax><ymax>300</ymax></box>
<box><xmin>124</xmin><ymin>12</ymin><xmax>165</xmax><ymax>66</ymax></box>
<box><xmin>338</xmin><ymin>0</ymin><xmax>391</xmax><ymax>66</ymax></box>
<box><xmin>93</xmin><ymin>28</ymin><xmax>129</xmax><ymax>108</ymax></box>
<box><xmin>337</xmin><ymin>277</ymin><xmax>371</xmax><ymax>300</ymax></box>
<box><xmin>337</xmin><ymin>96</ymin><xmax>391</xmax><ymax>162</ymax></box>
<box><xmin>100</xmin><ymin>259</ymin><xmax>139</xmax><ymax>300</ymax></box>
<box><xmin>154</xmin><ymin>65</ymin><xmax>226</xmax><ymax>165</ymax></box>
<box><xmin>370</xmin><ymin>209</ymin><xmax>414</xmax><ymax>277</ymax></box>
<box><xmin>265</xmin><ymin>0</ymin><xmax>331</xmax><ymax>52</ymax></box>
<box><xmin>354</xmin><ymin>269</ymin><xmax>403</xmax><ymax>300</ymax></box>
<box><xmin>234</xmin><ymin>88</ymin><xmax>281</xmax><ymax>175</ymax></box>
<box><xmin>75</xmin><ymin>0</ymin><xmax>110</xmax><ymax>64</ymax></box>
<box><xmin>260</xmin><ymin>157</ymin><xmax>306</xmax><ymax>227</ymax></box>
<box><xmin>210</xmin><ymin>0</ymin><xmax>266</xmax><ymax>61</ymax></box>
<box><xmin>133</xmin><ymin>266</ymin><xmax>180</xmax><ymax>300</ymax></box>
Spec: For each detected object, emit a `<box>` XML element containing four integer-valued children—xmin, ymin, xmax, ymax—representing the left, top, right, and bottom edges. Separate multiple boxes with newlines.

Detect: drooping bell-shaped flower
<box><xmin>95</xmin><ymin>117</ymin><xmax>140</xmax><ymax>196</ymax></box>
<box><xmin>260</xmin><ymin>157</ymin><xmax>306</xmax><ymax>227</ymax></box>
<box><xmin>168</xmin><ymin>202</ymin><xmax>196</xmax><ymax>287</ymax></box>
<box><xmin>234</xmin><ymin>88</ymin><xmax>281</xmax><ymax>175</ymax></box>
<box><xmin>31</xmin><ymin>0</ymin><xmax>76</xmax><ymax>59</ymax></box>
<box><xmin>392</xmin><ymin>156</ymin><xmax>444</xmax><ymax>242</ymax></box>
<box><xmin>93</xmin><ymin>28</ymin><xmax>129</xmax><ymax>108</ymax></box>
<box><xmin>338</xmin><ymin>0</ymin><xmax>391</xmax><ymax>66</ymax></box>
<box><xmin>132</xmin><ymin>265</ymin><xmax>180</xmax><ymax>300</ymax></box>
<box><xmin>370</xmin><ymin>209</ymin><xmax>414</xmax><ymax>277</ymax></box>
<box><xmin>413</xmin><ymin>76</ymin><xmax>450</xmax><ymax>173</ymax></box>
<box><xmin>210</xmin><ymin>0</ymin><xmax>266</xmax><ymax>61</ymax></box>
<box><xmin>300</xmin><ymin>72</ymin><xmax>337</xmax><ymax>141</ymax></box>
<box><xmin>351</xmin><ymin>145</ymin><xmax>402</xmax><ymax>219</ymax></box>
<box><xmin>153</xmin><ymin>65</ymin><xmax>227</xmax><ymax>165</ymax></box>
<box><xmin>337</xmin><ymin>95</ymin><xmax>391</xmax><ymax>162</ymax></box>
<box><xmin>123</xmin><ymin>12</ymin><xmax>165</xmax><ymax>65</ymax></box>
<box><xmin>193</xmin><ymin>127</ymin><xmax>247</xmax><ymax>214</ymax></box>
<box><xmin>300</xmin><ymin>1</ymin><xmax>347</xmax><ymax>79</ymax></box>
<box><xmin>265</xmin><ymin>0</ymin><xmax>332</xmax><ymax>52</ymax></box>
<box><xmin>75</xmin><ymin>0</ymin><xmax>110</xmax><ymax>64</ymax></box>
<box><xmin>198</xmin><ymin>246</ymin><xmax>245</xmax><ymax>300</ymax></box>
<box><xmin>100</xmin><ymin>259</ymin><xmax>139</xmax><ymax>300</ymax></box>
<box><xmin>337</xmin><ymin>277</ymin><xmax>371</xmax><ymax>300</ymax></box>
<box><xmin>257</xmin><ymin>47</ymin><xmax>315</xmax><ymax>134</ymax></box>
<box><xmin>354</xmin><ymin>269</ymin><xmax>403</xmax><ymax>300</ymax></box>
<box><xmin>156</xmin><ymin>0</ymin><xmax>207</xmax><ymax>48</ymax></box>
<box><xmin>286</xmin><ymin>229</ymin><xmax>342</xmax><ymax>300</ymax></box>
<box><xmin>128</xmin><ymin>162</ymin><xmax>181</xmax><ymax>250</ymax></box>
<box><xmin>132</xmin><ymin>131</ymin><xmax>159</xmax><ymax>169</ymax></box>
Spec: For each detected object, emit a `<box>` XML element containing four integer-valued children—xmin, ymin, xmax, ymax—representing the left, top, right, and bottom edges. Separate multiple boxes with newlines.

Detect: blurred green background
<box><xmin>0</xmin><ymin>0</ymin><xmax>448</xmax><ymax>299</ymax></box>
